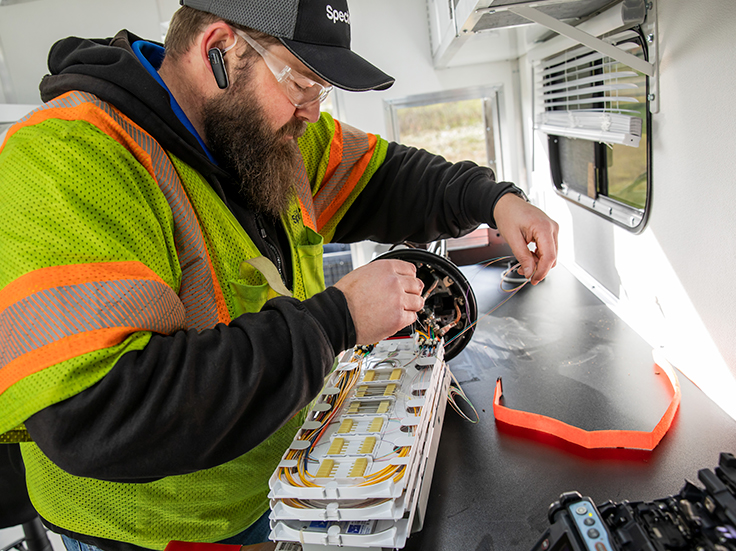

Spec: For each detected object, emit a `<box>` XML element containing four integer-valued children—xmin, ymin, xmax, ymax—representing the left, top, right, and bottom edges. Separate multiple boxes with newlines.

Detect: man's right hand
<box><xmin>334</xmin><ymin>259</ymin><xmax>425</xmax><ymax>345</ymax></box>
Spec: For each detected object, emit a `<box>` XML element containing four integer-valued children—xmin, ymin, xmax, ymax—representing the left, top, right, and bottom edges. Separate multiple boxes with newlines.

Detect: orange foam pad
<box><xmin>493</xmin><ymin>360</ymin><xmax>680</xmax><ymax>451</ymax></box>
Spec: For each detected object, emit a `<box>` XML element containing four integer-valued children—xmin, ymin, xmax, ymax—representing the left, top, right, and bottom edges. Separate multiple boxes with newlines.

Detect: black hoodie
<box><xmin>24</xmin><ymin>30</ymin><xmax>520</xmax><ymax>548</ymax></box>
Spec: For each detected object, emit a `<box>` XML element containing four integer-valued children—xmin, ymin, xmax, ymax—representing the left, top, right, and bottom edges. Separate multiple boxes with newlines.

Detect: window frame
<box><xmin>383</xmin><ymin>85</ymin><xmax>505</xmax><ymax>181</ymax></box>
<box><xmin>542</xmin><ymin>31</ymin><xmax>652</xmax><ymax>233</ymax></box>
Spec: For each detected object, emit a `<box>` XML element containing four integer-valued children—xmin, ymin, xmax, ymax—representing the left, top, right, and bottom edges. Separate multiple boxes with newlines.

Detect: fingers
<box><xmin>378</xmin><ymin>259</ymin><xmax>424</xmax><ymax>295</ymax></box>
<box><xmin>505</xmin><ymin>229</ymin><xmax>559</xmax><ymax>285</ymax></box>
<box><xmin>527</xmin><ymin>216</ymin><xmax>559</xmax><ymax>284</ymax></box>
<box><xmin>394</xmin><ymin>259</ymin><xmax>418</xmax><ymax>277</ymax></box>
<box><xmin>403</xmin><ymin>289</ymin><xmax>425</xmax><ymax>313</ymax></box>
<box><xmin>334</xmin><ymin>259</ymin><xmax>425</xmax><ymax>345</ymax></box>
<box><xmin>404</xmin><ymin>272</ymin><xmax>425</xmax><ymax>298</ymax></box>
<box><xmin>494</xmin><ymin>195</ymin><xmax>559</xmax><ymax>285</ymax></box>
<box><xmin>384</xmin><ymin>260</ymin><xmax>424</xmax><ymax>313</ymax></box>
<box><xmin>530</xmin><ymin>227</ymin><xmax>558</xmax><ymax>284</ymax></box>
<box><xmin>504</xmin><ymin>231</ymin><xmax>536</xmax><ymax>281</ymax></box>
<box><xmin>503</xmin><ymin>229</ymin><xmax>550</xmax><ymax>285</ymax></box>
<box><xmin>512</xmin><ymin>235</ymin><xmax>557</xmax><ymax>285</ymax></box>
<box><xmin>398</xmin><ymin>308</ymin><xmax>419</xmax><ymax>332</ymax></box>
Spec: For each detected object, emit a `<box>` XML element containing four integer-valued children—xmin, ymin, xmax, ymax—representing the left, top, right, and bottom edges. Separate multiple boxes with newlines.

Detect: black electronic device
<box><xmin>373</xmin><ymin>248</ymin><xmax>477</xmax><ymax>361</ymax></box>
<box><xmin>531</xmin><ymin>452</ymin><xmax>736</xmax><ymax>551</ymax></box>
<box><xmin>208</xmin><ymin>48</ymin><xmax>229</xmax><ymax>89</ymax></box>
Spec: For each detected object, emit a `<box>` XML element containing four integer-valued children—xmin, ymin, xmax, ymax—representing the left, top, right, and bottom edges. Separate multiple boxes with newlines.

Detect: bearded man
<box><xmin>0</xmin><ymin>1</ymin><xmax>558</xmax><ymax>550</ymax></box>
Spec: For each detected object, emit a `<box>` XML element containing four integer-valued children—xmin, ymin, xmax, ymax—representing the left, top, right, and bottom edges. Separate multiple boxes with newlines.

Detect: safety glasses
<box><xmin>231</xmin><ymin>28</ymin><xmax>333</xmax><ymax>108</ymax></box>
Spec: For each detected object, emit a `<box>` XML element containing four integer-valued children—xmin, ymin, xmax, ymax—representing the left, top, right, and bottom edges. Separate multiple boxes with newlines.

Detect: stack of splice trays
<box><xmin>269</xmin><ymin>334</ymin><xmax>451</xmax><ymax>550</ymax></box>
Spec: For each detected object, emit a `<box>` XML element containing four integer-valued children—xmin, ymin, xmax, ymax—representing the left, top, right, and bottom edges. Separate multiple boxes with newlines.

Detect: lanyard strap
<box><xmin>493</xmin><ymin>352</ymin><xmax>681</xmax><ymax>451</ymax></box>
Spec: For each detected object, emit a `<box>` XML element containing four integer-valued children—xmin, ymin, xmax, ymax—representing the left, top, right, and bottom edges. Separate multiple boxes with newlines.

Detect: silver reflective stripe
<box><xmin>0</xmin><ymin>279</ymin><xmax>185</xmax><ymax>370</ymax></box>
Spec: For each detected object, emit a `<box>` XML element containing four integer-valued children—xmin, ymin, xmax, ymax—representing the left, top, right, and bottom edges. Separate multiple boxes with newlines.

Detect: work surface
<box><xmin>403</xmin><ymin>264</ymin><xmax>736</xmax><ymax>551</ymax></box>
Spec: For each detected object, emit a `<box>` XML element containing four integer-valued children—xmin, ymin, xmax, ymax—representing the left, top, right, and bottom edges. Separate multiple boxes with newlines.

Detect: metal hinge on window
<box><xmin>508</xmin><ymin>4</ymin><xmax>654</xmax><ymax>76</ymax></box>
<box><xmin>478</xmin><ymin>0</ymin><xmax>660</xmax><ymax>112</ymax></box>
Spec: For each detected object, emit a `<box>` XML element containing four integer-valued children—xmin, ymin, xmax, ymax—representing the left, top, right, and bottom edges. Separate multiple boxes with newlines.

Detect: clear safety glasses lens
<box><xmin>232</xmin><ymin>28</ymin><xmax>333</xmax><ymax>108</ymax></box>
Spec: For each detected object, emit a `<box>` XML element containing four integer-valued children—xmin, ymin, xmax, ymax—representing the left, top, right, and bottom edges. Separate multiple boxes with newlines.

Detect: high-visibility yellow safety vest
<box><xmin>0</xmin><ymin>91</ymin><xmax>387</xmax><ymax>548</ymax></box>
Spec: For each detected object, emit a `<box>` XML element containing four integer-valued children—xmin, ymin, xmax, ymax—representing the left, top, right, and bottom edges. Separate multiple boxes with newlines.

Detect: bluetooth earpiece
<box><xmin>208</xmin><ymin>35</ymin><xmax>238</xmax><ymax>90</ymax></box>
<box><xmin>208</xmin><ymin>48</ymin><xmax>229</xmax><ymax>89</ymax></box>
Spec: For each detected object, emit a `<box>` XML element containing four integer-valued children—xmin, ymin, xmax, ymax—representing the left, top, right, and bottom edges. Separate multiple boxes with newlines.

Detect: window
<box><xmin>537</xmin><ymin>30</ymin><xmax>651</xmax><ymax>231</ymax></box>
<box><xmin>383</xmin><ymin>87</ymin><xmax>506</xmax><ymax>263</ymax></box>
<box><xmin>385</xmin><ymin>86</ymin><xmax>504</xmax><ymax>180</ymax></box>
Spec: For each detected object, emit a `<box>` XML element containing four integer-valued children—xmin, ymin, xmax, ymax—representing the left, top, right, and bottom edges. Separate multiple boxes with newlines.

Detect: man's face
<box><xmin>201</xmin><ymin>60</ymin><xmax>308</xmax><ymax>217</ymax></box>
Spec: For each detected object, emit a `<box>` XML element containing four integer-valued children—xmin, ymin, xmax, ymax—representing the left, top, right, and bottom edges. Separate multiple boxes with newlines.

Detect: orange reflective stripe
<box><xmin>5</xmin><ymin>95</ymin><xmax>158</xmax><ymax>183</ymax></box>
<box><xmin>290</xmin><ymin>121</ymin><xmax>344</xmax><ymax>232</ymax></box>
<box><xmin>0</xmin><ymin>328</ymin><xmax>139</xmax><ymax>396</ymax></box>
<box><xmin>0</xmin><ymin>262</ymin><xmax>187</xmax><ymax>394</ymax></box>
<box><xmin>0</xmin><ymin>261</ymin><xmax>166</xmax><ymax>312</ymax></box>
<box><xmin>313</xmin><ymin>120</ymin><xmax>378</xmax><ymax>232</ymax></box>
<box><xmin>9</xmin><ymin>91</ymin><xmax>230</xmax><ymax>328</ymax></box>
<box><xmin>492</xmin><ymin>358</ymin><xmax>681</xmax><ymax>451</ymax></box>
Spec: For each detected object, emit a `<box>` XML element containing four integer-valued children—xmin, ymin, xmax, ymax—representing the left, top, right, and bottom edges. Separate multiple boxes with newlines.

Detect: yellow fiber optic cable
<box><xmin>358</xmin><ymin>447</ymin><xmax>410</xmax><ymax>486</ymax></box>
<box><xmin>284</xmin><ymin>359</ymin><xmax>362</xmax><ymax>487</ymax></box>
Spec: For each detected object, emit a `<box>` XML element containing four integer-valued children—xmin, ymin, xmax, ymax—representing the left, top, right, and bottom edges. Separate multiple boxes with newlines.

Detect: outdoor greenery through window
<box><xmin>397</xmin><ymin>99</ymin><xmax>493</xmax><ymax>167</ymax></box>
<box><xmin>386</xmin><ymin>87</ymin><xmax>503</xmax><ymax>179</ymax></box>
<box><xmin>596</xmin><ymin>38</ymin><xmax>648</xmax><ymax>209</ymax></box>
<box><xmin>606</xmin><ymin>95</ymin><xmax>647</xmax><ymax>209</ymax></box>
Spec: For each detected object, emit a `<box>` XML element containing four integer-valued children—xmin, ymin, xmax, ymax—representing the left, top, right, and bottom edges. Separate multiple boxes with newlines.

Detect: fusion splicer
<box><xmin>532</xmin><ymin>492</ymin><xmax>615</xmax><ymax>551</ymax></box>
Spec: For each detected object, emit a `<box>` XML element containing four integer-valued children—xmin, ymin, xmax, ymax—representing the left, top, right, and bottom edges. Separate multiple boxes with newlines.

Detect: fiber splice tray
<box><xmin>268</xmin><ymin>335</ymin><xmax>451</xmax><ymax>550</ymax></box>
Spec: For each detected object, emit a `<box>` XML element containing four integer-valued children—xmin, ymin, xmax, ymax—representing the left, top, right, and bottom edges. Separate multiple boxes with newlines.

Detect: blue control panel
<box><xmin>566</xmin><ymin>498</ymin><xmax>614</xmax><ymax>551</ymax></box>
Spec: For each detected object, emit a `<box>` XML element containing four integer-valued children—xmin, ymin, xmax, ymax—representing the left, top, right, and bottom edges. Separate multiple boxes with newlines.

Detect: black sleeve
<box><xmin>333</xmin><ymin>141</ymin><xmax>522</xmax><ymax>244</ymax></box>
<box><xmin>24</xmin><ymin>287</ymin><xmax>355</xmax><ymax>483</ymax></box>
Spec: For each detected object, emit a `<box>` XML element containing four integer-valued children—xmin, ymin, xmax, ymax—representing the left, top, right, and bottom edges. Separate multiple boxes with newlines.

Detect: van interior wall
<box><xmin>345</xmin><ymin>0</ymin><xmax>524</xmax><ymax>186</ymax></box>
<box><xmin>521</xmin><ymin>0</ymin><xmax>736</xmax><ymax>420</ymax></box>
<box><xmin>0</xmin><ymin>0</ymin><xmax>181</xmax><ymax>105</ymax></box>
<box><xmin>2</xmin><ymin>0</ymin><xmax>734</xmax><ymax>419</ymax></box>
<box><xmin>350</xmin><ymin>0</ymin><xmax>736</xmax><ymax>422</ymax></box>
<box><xmin>343</xmin><ymin>0</ymin><xmax>526</xmax><ymax>265</ymax></box>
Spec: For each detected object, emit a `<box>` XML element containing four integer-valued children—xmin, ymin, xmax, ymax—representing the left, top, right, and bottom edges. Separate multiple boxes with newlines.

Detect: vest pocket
<box><xmin>296</xmin><ymin>227</ymin><xmax>326</xmax><ymax>299</ymax></box>
<box><xmin>228</xmin><ymin>279</ymin><xmax>270</xmax><ymax>317</ymax></box>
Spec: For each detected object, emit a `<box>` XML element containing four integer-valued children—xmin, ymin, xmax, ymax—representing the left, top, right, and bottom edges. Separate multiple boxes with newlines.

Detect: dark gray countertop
<box><xmin>403</xmin><ymin>263</ymin><xmax>736</xmax><ymax>551</ymax></box>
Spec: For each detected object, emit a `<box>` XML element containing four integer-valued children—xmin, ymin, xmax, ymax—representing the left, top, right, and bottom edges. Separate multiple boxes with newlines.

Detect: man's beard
<box><xmin>202</xmin><ymin>79</ymin><xmax>307</xmax><ymax>217</ymax></box>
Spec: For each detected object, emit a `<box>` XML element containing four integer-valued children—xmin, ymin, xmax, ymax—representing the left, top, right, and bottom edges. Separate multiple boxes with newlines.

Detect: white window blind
<box><xmin>535</xmin><ymin>30</ymin><xmax>646</xmax><ymax>147</ymax></box>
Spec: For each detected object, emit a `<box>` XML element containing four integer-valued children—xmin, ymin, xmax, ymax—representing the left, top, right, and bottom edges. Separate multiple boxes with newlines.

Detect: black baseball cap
<box><xmin>179</xmin><ymin>0</ymin><xmax>395</xmax><ymax>92</ymax></box>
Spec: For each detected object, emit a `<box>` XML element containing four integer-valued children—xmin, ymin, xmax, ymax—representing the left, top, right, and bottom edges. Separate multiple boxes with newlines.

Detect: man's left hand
<box><xmin>493</xmin><ymin>193</ymin><xmax>559</xmax><ymax>285</ymax></box>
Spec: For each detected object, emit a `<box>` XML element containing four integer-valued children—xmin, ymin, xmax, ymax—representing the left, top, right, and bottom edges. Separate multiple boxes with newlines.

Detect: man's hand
<box><xmin>493</xmin><ymin>193</ymin><xmax>559</xmax><ymax>285</ymax></box>
<box><xmin>334</xmin><ymin>259</ymin><xmax>425</xmax><ymax>345</ymax></box>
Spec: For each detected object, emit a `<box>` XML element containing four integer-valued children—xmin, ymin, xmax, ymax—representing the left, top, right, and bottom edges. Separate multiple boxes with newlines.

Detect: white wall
<box><xmin>520</xmin><ymin>0</ymin><xmax>736</xmax><ymax>419</ymax></box>
<box><xmin>341</xmin><ymin>0</ymin><xmax>525</xmax><ymax>189</ymax></box>
<box><xmin>0</xmin><ymin>0</ymin><xmax>179</xmax><ymax>104</ymax></box>
<box><xmin>338</xmin><ymin>0</ymin><xmax>528</xmax><ymax>266</ymax></box>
